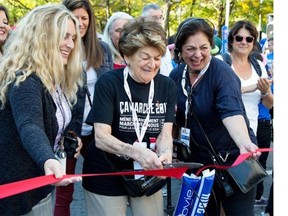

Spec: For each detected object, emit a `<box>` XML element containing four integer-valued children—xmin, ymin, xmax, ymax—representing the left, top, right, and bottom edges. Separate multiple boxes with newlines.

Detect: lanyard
<box><xmin>123</xmin><ymin>67</ymin><xmax>154</xmax><ymax>143</ymax></box>
<box><xmin>181</xmin><ymin>58</ymin><xmax>211</xmax><ymax>126</ymax></box>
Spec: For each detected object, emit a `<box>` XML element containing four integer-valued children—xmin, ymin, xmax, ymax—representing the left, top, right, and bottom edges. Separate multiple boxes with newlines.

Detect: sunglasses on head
<box><xmin>234</xmin><ymin>35</ymin><xmax>254</xmax><ymax>43</ymax></box>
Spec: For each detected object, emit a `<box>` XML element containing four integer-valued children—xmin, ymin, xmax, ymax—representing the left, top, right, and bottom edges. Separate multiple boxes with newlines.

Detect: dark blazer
<box><xmin>68</xmin><ymin>40</ymin><xmax>113</xmax><ymax>136</ymax></box>
<box><xmin>0</xmin><ymin>73</ymin><xmax>58</xmax><ymax>215</ymax></box>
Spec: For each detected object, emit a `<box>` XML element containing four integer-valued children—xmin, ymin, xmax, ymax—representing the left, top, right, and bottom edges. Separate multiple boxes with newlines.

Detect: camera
<box><xmin>63</xmin><ymin>131</ymin><xmax>78</xmax><ymax>159</ymax></box>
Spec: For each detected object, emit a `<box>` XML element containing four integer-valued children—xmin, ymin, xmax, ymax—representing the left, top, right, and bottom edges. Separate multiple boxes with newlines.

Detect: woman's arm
<box><xmin>156</xmin><ymin>122</ymin><xmax>173</xmax><ymax>164</ymax></box>
<box><xmin>222</xmin><ymin>115</ymin><xmax>260</xmax><ymax>157</ymax></box>
<box><xmin>257</xmin><ymin>77</ymin><xmax>273</xmax><ymax>108</ymax></box>
<box><xmin>94</xmin><ymin>122</ymin><xmax>163</xmax><ymax>170</ymax></box>
<box><xmin>241</xmin><ymin>84</ymin><xmax>258</xmax><ymax>94</ymax></box>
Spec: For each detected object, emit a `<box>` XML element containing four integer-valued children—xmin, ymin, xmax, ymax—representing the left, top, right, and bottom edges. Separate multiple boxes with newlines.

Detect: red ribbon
<box><xmin>196</xmin><ymin>148</ymin><xmax>273</xmax><ymax>176</ymax></box>
<box><xmin>0</xmin><ymin>148</ymin><xmax>273</xmax><ymax>199</ymax></box>
<box><xmin>0</xmin><ymin>167</ymin><xmax>187</xmax><ymax>199</ymax></box>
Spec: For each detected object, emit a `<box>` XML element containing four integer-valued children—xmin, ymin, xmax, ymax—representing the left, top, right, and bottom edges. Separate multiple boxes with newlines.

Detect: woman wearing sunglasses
<box><xmin>216</xmin><ymin>20</ymin><xmax>273</xmax><ymax>137</ymax></box>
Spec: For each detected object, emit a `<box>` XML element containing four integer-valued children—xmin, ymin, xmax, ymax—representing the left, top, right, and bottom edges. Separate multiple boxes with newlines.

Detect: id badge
<box><xmin>180</xmin><ymin>127</ymin><xmax>190</xmax><ymax>147</ymax></box>
<box><xmin>133</xmin><ymin>141</ymin><xmax>147</xmax><ymax>179</ymax></box>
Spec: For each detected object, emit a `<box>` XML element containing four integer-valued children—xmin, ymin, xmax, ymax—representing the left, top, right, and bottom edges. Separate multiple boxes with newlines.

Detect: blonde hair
<box><xmin>0</xmin><ymin>4</ymin><xmax>83</xmax><ymax>108</ymax></box>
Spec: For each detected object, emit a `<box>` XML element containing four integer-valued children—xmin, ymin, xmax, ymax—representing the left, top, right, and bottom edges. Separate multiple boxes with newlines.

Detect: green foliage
<box><xmin>2</xmin><ymin>0</ymin><xmax>273</xmax><ymax>38</ymax></box>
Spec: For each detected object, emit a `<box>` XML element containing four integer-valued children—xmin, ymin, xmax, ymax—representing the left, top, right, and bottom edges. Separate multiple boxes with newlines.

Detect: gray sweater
<box><xmin>0</xmin><ymin>74</ymin><xmax>58</xmax><ymax>215</ymax></box>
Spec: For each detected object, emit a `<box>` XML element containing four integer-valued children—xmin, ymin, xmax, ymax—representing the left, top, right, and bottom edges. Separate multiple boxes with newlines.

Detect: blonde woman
<box><xmin>0</xmin><ymin>4</ymin><xmax>83</xmax><ymax>215</ymax></box>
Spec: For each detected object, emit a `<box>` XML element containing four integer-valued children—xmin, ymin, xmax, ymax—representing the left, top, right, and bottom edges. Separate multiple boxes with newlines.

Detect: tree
<box><xmin>2</xmin><ymin>0</ymin><xmax>273</xmax><ymax>39</ymax></box>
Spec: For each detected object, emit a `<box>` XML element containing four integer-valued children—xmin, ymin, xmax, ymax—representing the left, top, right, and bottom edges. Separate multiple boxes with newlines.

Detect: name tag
<box><xmin>180</xmin><ymin>127</ymin><xmax>190</xmax><ymax>147</ymax></box>
<box><xmin>133</xmin><ymin>141</ymin><xmax>147</xmax><ymax>179</ymax></box>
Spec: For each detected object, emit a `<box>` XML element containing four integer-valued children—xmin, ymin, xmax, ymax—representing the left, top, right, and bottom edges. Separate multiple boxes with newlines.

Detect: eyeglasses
<box><xmin>234</xmin><ymin>35</ymin><xmax>254</xmax><ymax>43</ymax></box>
<box><xmin>151</xmin><ymin>15</ymin><xmax>164</xmax><ymax>21</ymax></box>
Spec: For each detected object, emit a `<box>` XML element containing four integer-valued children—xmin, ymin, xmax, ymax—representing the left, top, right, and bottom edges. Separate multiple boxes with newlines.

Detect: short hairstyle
<box><xmin>0</xmin><ymin>5</ymin><xmax>9</xmax><ymax>23</ymax></box>
<box><xmin>102</xmin><ymin>12</ymin><xmax>133</xmax><ymax>61</ymax></box>
<box><xmin>0</xmin><ymin>4</ymin><xmax>83</xmax><ymax>107</ymax></box>
<box><xmin>62</xmin><ymin>0</ymin><xmax>103</xmax><ymax>69</ymax></box>
<box><xmin>142</xmin><ymin>3</ymin><xmax>161</xmax><ymax>16</ymax></box>
<box><xmin>118</xmin><ymin>16</ymin><xmax>166</xmax><ymax>58</ymax></box>
<box><xmin>174</xmin><ymin>18</ymin><xmax>214</xmax><ymax>63</ymax></box>
<box><xmin>228</xmin><ymin>20</ymin><xmax>258</xmax><ymax>52</ymax></box>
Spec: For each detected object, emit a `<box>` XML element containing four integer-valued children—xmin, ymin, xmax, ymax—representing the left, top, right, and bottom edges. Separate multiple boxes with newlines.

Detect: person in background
<box><xmin>169</xmin><ymin>17</ymin><xmax>260</xmax><ymax>216</ymax></box>
<box><xmin>250</xmin><ymin>50</ymin><xmax>274</xmax><ymax>207</ymax></box>
<box><xmin>266</xmin><ymin>37</ymin><xmax>273</xmax><ymax>78</ymax></box>
<box><xmin>167</xmin><ymin>34</ymin><xmax>177</xmax><ymax>68</ymax></box>
<box><xmin>211</xmin><ymin>35</ymin><xmax>222</xmax><ymax>56</ymax></box>
<box><xmin>0</xmin><ymin>5</ymin><xmax>11</xmax><ymax>59</ymax></box>
<box><xmin>82</xmin><ymin>17</ymin><xmax>177</xmax><ymax>216</ymax></box>
<box><xmin>216</xmin><ymin>20</ymin><xmax>273</xmax><ymax>136</ymax></box>
<box><xmin>102</xmin><ymin>11</ymin><xmax>134</xmax><ymax>69</ymax></box>
<box><xmin>54</xmin><ymin>0</ymin><xmax>113</xmax><ymax>215</ymax></box>
<box><xmin>142</xmin><ymin>3</ymin><xmax>173</xmax><ymax>76</ymax></box>
<box><xmin>0</xmin><ymin>4</ymin><xmax>83</xmax><ymax>215</ymax></box>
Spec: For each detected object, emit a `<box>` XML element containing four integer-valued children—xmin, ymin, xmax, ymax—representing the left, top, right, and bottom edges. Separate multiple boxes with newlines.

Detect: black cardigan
<box><xmin>0</xmin><ymin>74</ymin><xmax>58</xmax><ymax>215</ymax></box>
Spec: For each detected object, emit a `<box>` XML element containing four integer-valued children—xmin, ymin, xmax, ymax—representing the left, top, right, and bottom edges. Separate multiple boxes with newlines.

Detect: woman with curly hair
<box><xmin>0</xmin><ymin>4</ymin><xmax>83</xmax><ymax>215</ymax></box>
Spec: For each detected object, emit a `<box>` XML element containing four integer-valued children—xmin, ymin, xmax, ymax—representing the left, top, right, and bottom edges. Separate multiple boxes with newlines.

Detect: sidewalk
<box><xmin>71</xmin><ymin>144</ymin><xmax>273</xmax><ymax>216</ymax></box>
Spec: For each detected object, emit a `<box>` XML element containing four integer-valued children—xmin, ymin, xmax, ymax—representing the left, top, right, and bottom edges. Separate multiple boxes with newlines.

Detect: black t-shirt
<box><xmin>83</xmin><ymin>68</ymin><xmax>177</xmax><ymax>195</ymax></box>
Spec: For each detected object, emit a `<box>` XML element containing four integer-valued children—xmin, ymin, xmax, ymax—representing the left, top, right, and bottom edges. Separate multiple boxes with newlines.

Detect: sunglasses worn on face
<box><xmin>234</xmin><ymin>35</ymin><xmax>254</xmax><ymax>43</ymax></box>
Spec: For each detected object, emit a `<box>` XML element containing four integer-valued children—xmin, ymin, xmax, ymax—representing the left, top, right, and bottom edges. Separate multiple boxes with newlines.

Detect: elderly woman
<box><xmin>82</xmin><ymin>16</ymin><xmax>177</xmax><ymax>216</ymax></box>
<box><xmin>169</xmin><ymin>18</ymin><xmax>260</xmax><ymax>216</ymax></box>
<box><xmin>102</xmin><ymin>11</ymin><xmax>134</xmax><ymax>69</ymax></box>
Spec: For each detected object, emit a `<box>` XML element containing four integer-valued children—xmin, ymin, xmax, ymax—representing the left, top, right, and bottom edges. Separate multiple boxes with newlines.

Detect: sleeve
<box><xmin>165</xmin><ymin>79</ymin><xmax>177</xmax><ymax>123</ymax></box>
<box><xmin>100</xmin><ymin>41</ymin><xmax>114</xmax><ymax>71</ymax></box>
<box><xmin>8</xmin><ymin>76</ymin><xmax>55</xmax><ymax>169</ymax></box>
<box><xmin>86</xmin><ymin>73</ymin><xmax>115</xmax><ymax>125</ymax></box>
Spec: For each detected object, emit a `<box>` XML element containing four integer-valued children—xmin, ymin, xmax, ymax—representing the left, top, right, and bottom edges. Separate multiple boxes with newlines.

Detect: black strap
<box><xmin>82</xmin><ymin>63</ymin><xmax>93</xmax><ymax>108</ymax></box>
<box><xmin>84</xmin><ymin>85</ymin><xmax>93</xmax><ymax>108</ymax></box>
<box><xmin>221</xmin><ymin>53</ymin><xmax>262</xmax><ymax>77</ymax></box>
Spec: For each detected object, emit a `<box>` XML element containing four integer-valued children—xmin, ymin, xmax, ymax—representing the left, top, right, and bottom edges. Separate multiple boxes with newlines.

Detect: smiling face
<box><xmin>231</xmin><ymin>27</ymin><xmax>254</xmax><ymax>56</ymax></box>
<box><xmin>181</xmin><ymin>32</ymin><xmax>211</xmax><ymax>72</ymax></box>
<box><xmin>59</xmin><ymin>19</ymin><xmax>76</xmax><ymax>65</ymax></box>
<box><xmin>72</xmin><ymin>8</ymin><xmax>89</xmax><ymax>38</ymax></box>
<box><xmin>124</xmin><ymin>47</ymin><xmax>162</xmax><ymax>84</ymax></box>
<box><xmin>0</xmin><ymin>10</ymin><xmax>10</xmax><ymax>45</ymax></box>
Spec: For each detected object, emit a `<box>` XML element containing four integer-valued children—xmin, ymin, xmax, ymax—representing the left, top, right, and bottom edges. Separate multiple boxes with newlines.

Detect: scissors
<box><xmin>163</xmin><ymin>162</ymin><xmax>203</xmax><ymax>169</ymax></box>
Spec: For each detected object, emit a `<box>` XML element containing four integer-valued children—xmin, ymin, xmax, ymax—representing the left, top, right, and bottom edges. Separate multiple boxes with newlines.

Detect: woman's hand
<box><xmin>136</xmin><ymin>147</ymin><xmax>163</xmax><ymax>170</ymax></box>
<box><xmin>44</xmin><ymin>159</ymin><xmax>82</xmax><ymax>186</ymax></box>
<box><xmin>239</xmin><ymin>142</ymin><xmax>261</xmax><ymax>159</ymax></box>
<box><xmin>74</xmin><ymin>137</ymin><xmax>83</xmax><ymax>159</ymax></box>
<box><xmin>257</xmin><ymin>77</ymin><xmax>272</xmax><ymax>94</ymax></box>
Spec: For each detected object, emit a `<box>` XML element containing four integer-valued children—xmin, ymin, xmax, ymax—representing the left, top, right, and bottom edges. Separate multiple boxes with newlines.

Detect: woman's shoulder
<box><xmin>169</xmin><ymin>63</ymin><xmax>186</xmax><ymax>80</ymax></box>
<box><xmin>99</xmin><ymin>40</ymin><xmax>110</xmax><ymax>52</ymax></box>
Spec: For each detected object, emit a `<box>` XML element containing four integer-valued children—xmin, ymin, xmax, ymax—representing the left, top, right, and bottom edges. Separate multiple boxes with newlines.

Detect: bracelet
<box><xmin>261</xmin><ymin>92</ymin><xmax>269</xmax><ymax>97</ymax></box>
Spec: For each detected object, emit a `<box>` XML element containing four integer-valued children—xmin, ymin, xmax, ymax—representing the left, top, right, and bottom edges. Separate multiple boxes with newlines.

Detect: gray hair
<box><xmin>142</xmin><ymin>3</ymin><xmax>161</xmax><ymax>17</ymax></box>
<box><xmin>102</xmin><ymin>12</ymin><xmax>133</xmax><ymax>61</ymax></box>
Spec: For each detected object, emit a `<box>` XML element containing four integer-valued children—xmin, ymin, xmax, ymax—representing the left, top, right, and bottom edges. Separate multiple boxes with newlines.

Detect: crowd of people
<box><xmin>0</xmin><ymin>1</ymin><xmax>273</xmax><ymax>216</ymax></box>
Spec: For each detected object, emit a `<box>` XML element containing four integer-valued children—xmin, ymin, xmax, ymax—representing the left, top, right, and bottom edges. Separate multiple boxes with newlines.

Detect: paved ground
<box><xmin>70</xmin><ymin>142</ymin><xmax>273</xmax><ymax>216</ymax></box>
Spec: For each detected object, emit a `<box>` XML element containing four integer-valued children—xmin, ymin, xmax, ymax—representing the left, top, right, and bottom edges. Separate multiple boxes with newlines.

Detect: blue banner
<box><xmin>221</xmin><ymin>25</ymin><xmax>228</xmax><ymax>54</ymax></box>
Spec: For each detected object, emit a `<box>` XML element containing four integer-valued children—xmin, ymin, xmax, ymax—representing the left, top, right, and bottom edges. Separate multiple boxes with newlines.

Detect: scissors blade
<box><xmin>163</xmin><ymin>162</ymin><xmax>203</xmax><ymax>169</ymax></box>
